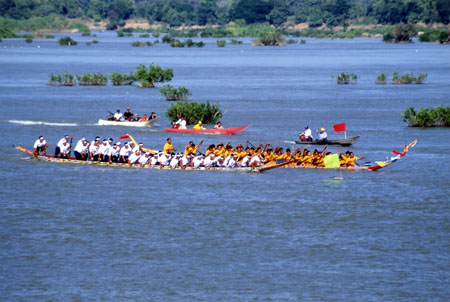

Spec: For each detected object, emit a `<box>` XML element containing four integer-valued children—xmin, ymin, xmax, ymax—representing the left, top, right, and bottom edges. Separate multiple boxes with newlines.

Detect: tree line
<box><xmin>1</xmin><ymin>0</ymin><xmax>449</xmax><ymax>29</ymax></box>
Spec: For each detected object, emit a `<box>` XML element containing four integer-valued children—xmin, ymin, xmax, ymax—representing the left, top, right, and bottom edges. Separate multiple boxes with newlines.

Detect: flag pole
<box><xmin>345</xmin><ymin>131</ymin><xmax>347</xmax><ymax>139</ymax></box>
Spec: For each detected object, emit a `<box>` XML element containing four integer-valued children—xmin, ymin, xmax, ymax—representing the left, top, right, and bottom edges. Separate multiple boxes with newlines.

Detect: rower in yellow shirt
<box><xmin>344</xmin><ymin>152</ymin><xmax>366</xmax><ymax>167</ymax></box>
<box><xmin>163</xmin><ymin>137</ymin><xmax>176</xmax><ymax>154</ymax></box>
<box><xmin>184</xmin><ymin>139</ymin><xmax>204</xmax><ymax>157</ymax></box>
<box><xmin>193</xmin><ymin>121</ymin><xmax>204</xmax><ymax>129</ymax></box>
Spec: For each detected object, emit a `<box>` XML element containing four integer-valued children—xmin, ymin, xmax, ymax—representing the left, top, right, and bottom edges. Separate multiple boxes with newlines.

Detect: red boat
<box><xmin>165</xmin><ymin>125</ymin><xmax>251</xmax><ymax>135</ymax></box>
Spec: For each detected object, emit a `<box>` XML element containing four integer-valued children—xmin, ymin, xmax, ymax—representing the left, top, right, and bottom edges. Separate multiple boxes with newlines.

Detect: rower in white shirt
<box><xmin>192</xmin><ymin>155</ymin><xmax>204</xmax><ymax>168</ymax></box>
<box><xmin>74</xmin><ymin>138</ymin><xmax>89</xmax><ymax>160</ymax></box>
<box><xmin>174</xmin><ymin>116</ymin><xmax>187</xmax><ymax>129</ymax></box>
<box><xmin>98</xmin><ymin>139</ymin><xmax>111</xmax><ymax>162</ymax></box>
<box><xmin>119</xmin><ymin>143</ymin><xmax>132</xmax><ymax>163</ymax></box>
<box><xmin>89</xmin><ymin>138</ymin><xmax>101</xmax><ymax>161</ymax></box>
<box><xmin>139</xmin><ymin>152</ymin><xmax>151</xmax><ymax>167</ymax></box>
<box><xmin>128</xmin><ymin>150</ymin><xmax>141</xmax><ymax>165</ymax></box>
<box><xmin>55</xmin><ymin>135</ymin><xmax>71</xmax><ymax>156</ymax></box>
<box><xmin>169</xmin><ymin>154</ymin><xmax>182</xmax><ymax>168</ymax></box>
<box><xmin>33</xmin><ymin>136</ymin><xmax>47</xmax><ymax>155</ymax></box>
<box><xmin>108</xmin><ymin>142</ymin><xmax>121</xmax><ymax>163</ymax></box>
<box><xmin>58</xmin><ymin>141</ymin><xmax>71</xmax><ymax>159</ymax></box>
<box><xmin>203</xmin><ymin>153</ymin><xmax>215</xmax><ymax>168</ymax></box>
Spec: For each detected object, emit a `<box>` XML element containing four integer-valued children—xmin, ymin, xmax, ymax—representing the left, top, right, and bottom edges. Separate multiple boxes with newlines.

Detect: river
<box><xmin>0</xmin><ymin>31</ymin><xmax>449</xmax><ymax>301</ymax></box>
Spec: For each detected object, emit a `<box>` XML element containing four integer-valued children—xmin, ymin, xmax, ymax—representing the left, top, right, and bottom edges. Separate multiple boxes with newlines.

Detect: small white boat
<box><xmin>98</xmin><ymin>117</ymin><xmax>159</xmax><ymax>127</ymax></box>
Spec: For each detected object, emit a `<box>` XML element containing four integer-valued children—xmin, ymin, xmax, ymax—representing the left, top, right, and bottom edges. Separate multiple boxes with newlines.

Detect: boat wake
<box><xmin>8</xmin><ymin>120</ymin><xmax>78</xmax><ymax>127</ymax></box>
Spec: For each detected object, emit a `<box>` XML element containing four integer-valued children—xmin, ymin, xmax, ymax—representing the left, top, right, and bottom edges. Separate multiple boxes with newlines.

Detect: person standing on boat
<box><xmin>74</xmin><ymin>138</ymin><xmax>89</xmax><ymax>160</ymax></box>
<box><xmin>54</xmin><ymin>135</ymin><xmax>71</xmax><ymax>156</ymax></box>
<box><xmin>317</xmin><ymin>128</ymin><xmax>328</xmax><ymax>142</ymax></box>
<box><xmin>114</xmin><ymin>110</ymin><xmax>123</xmax><ymax>121</ymax></box>
<box><xmin>123</xmin><ymin>107</ymin><xmax>133</xmax><ymax>121</ymax></box>
<box><xmin>33</xmin><ymin>136</ymin><xmax>47</xmax><ymax>156</ymax></box>
<box><xmin>164</xmin><ymin>138</ymin><xmax>176</xmax><ymax>154</ymax></box>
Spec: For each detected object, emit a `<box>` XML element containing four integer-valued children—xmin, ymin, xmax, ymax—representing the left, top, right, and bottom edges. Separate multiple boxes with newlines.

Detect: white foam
<box><xmin>8</xmin><ymin>120</ymin><xmax>78</xmax><ymax>127</ymax></box>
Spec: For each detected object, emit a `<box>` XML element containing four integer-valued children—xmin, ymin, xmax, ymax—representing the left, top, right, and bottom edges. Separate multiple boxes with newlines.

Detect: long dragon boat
<box><xmin>165</xmin><ymin>125</ymin><xmax>250</xmax><ymax>136</ymax></box>
<box><xmin>14</xmin><ymin>139</ymin><xmax>417</xmax><ymax>173</ymax></box>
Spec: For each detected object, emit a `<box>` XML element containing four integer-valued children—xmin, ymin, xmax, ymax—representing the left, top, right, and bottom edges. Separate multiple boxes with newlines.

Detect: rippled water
<box><xmin>1</xmin><ymin>32</ymin><xmax>449</xmax><ymax>301</ymax></box>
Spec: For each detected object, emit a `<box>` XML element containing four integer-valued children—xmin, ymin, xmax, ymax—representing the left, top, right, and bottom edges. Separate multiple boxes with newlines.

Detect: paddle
<box><xmin>255</xmin><ymin>160</ymin><xmax>295</xmax><ymax>173</ymax></box>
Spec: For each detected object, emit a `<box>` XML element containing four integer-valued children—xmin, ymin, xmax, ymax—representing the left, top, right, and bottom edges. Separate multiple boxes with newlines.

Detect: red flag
<box><xmin>119</xmin><ymin>135</ymin><xmax>130</xmax><ymax>140</ymax></box>
<box><xmin>333</xmin><ymin>123</ymin><xmax>346</xmax><ymax>132</ymax></box>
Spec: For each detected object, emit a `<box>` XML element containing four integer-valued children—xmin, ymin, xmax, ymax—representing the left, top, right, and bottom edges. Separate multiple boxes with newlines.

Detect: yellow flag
<box><xmin>324</xmin><ymin>154</ymin><xmax>340</xmax><ymax>168</ymax></box>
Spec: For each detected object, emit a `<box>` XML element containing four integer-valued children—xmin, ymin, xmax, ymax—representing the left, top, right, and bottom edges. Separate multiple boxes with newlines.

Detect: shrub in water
<box><xmin>159</xmin><ymin>85</ymin><xmax>191</xmax><ymax>101</ymax></box>
<box><xmin>59</xmin><ymin>37</ymin><xmax>78</xmax><ymax>46</ymax></box>
<box><xmin>336</xmin><ymin>72</ymin><xmax>357</xmax><ymax>84</ymax></box>
<box><xmin>134</xmin><ymin>63</ymin><xmax>173</xmax><ymax>88</ymax></box>
<box><xmin>216</xmin><ymin>39</ymin><xmax>226</xmax><ymax>47</ymax></box>
<box><xmin>166</xmin><ymin>101</ymin><xmax>223</xmax><ymax>125</ymax></box>
<box><xmin>110</xmin><ymin>72</ymin><xmax>135</xmax><ymax>85</ymax></box>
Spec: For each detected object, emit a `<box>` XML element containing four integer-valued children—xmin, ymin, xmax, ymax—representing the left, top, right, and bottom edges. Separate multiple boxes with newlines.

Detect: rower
<box><xmin>119</xmin><ymin>142</ymin><xmax>132</xmax><ymax>163</ymax></box>
<box><xmin>89</xmin><ymin>137</ymin><xmax>101</xmax><ymax>161</ymax></box>
<box><xmin>74</xmin><ymin>138</ymin><xmax>89</xmax><ymax>160</ymax></box>
<box><xmin>108</xmin><ymin>143</ymin><xmax>121</xmax><ymax>163</ymax></box>
<box><xmin>193</xmin><ymin>121</ymin><xmax>203</xmax><ymax>129</ymax></box>
<box><xmin>214</xmin><ymin>121</ymin><xmax>224</xmax><ymax>129</ymax></box>
<box><xmin>98</xmin><ymin>139</ymin><xmax>110</xmax><ymax>162</ymax></box>
<box><xmin>139</xmin><ymin>152</ymin><xmax>152</xmax><ymax>167</ymax></box>
<box><xmin>344</xmin><ymin>152</ymin><xmax>366</xmax><ymax>167</ymax></box>
<box><xmin>317</xmin><ymin>128</ymin><xmax>328</xmax><ymax>142</ymax></box>
<box><xmin>33</xmin><ymin>136</ymin><xmax>47</xmax><ymax>155</ymax></box>
<box><xmin>114</xmin><ymin>110</ymin><xmax>123</xmax><ymax>121</ymax></box>
<box><xmin>128</xmin><ymin>150</ymin><xmax>141</xmax><ymax>165</ymax></box>
<box><xmin>55</xmin><ymin>135</ymin><xmax>71</xmax><ymax>156</ymax></box>
<box><xmin>163</xmin><ymin>138</ymin><xmax>176</xmax><ymax>154</ymax></box>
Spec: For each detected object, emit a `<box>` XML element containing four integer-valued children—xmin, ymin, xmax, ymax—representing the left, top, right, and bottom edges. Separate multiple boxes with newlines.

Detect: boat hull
<box><xmin>165</xmin><ymin>125</ymin><xmax>250</xmax><ymax>135</ymax></box>
<box><xmin>98</xmin><ymin>117</ymin><xmax>159</xmax><ymax>127</ymax></box>
<box><xmin>295</xmin><ymin>136</ymin><xmax>360</xmax><ymax>146</ymax></box>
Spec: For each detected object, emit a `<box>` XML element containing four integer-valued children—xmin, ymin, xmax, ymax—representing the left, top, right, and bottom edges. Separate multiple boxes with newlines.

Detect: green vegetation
<box><xmin>383</xmin><ymin>24</ymin><xmax>417</xmax><ymax>43</ymax></box>
<box><xmin>45</xmin><ymin>34</ymin><xmax>55</xmax><ymax>39</ymax></box>
<box><xmin>162</xmin><ymin>35</ymin><xmax>173</xmax><ymax>43</ymax></box>
<box><xmin>58</xmin><ymin>36</ymin><xmax>77</xmax><ymax>46</ymax></box>
<box><xmin>131</xmin><ymin>41</ymin><xmax>155</xmax><ymax>47</ymax></box>
<box><xmin>376</xmin><ymin>73</ymin><xmax>387</xmax><ymax>84</ymax></box>
<box><xmin>186</xmin><ymin>39</ymin><xmax>205</xmax><ymax>47</ymax></box>
<box><xmin>134</xmin><ymin>63</ymin><xmax>174</xmax><ymax>88</ymax></box>
<box><xmin>230</xmin><ymin>39</ymin><xmax>243</xmax><ymax>45</ymax></box>
<box><xmin>0</xmin><ymin>15</ymin><xmax>89</xmax><ymax>35</ymax></box>
<box><xmin>110</xmin><ymin>72</ymin><xmax>135</xmax><ymax>85</ymax></box>
<box><xmin>140</xmin><ymin>33</ymin><xmax>150</xmax><ymax>38</ymax></box>
<box><xmin>419</xmin><ymin>28</ymin><xmax>450</xmax><ymax>44</ymax></box>
<box><xmin>25</xmin><ymin>37</ymin><xmax>33</xmax><ymax>43</ymax></box>
<box><xmin>48</xmin><ymin>72</ymin><xmax>76</xmax><ymax>86</ymax></box>
<box><xmin>392</xmin><ymin>72</ymin><xmax>427</xmax><ymax>84</ymax></box>
<box><xmin>216</xmin><ymin>39</ymin><xmax>226</xmax><ymax>47</ymax></box>
<box><xmin>402</xmin><ymin>106</ymin><xmax>450</xmax><ymax>127</ymax></box>
<box><xmin>170</xmin><ymin>39</ymin><xmax>185</xmax><ymax>47</ymax></box>
<box><xmin>166</xmin><ymin>101</ymin><xmax>223</xmax><ymax>125</ymax></box>
<box><xmin>336</xmin><ymin>72</ymin><xmax>357</xmax><ymax>84</ymax></box>
<box><xmin>117</xmin><ymin>29</ymin><xmax>133</xmax><ymax>37</ymax></box>
<box><xmin>77</xmin><ymin>73</ymin><xmax>108</xmax><ymax>86</ymax></box>
<box><xmin>252</xmin><ymin>29</ymin><xmax>285</xmax><ymax>46</ymax></box>
<box><xmin>159</xmin><ymin>85</ymin><xmax>191</xmax><ymax>101</ymax></box>
<box><xmin>92</xmin><ymin>40</ymin><xmax>99</xmax><ymax>44</ymax></box>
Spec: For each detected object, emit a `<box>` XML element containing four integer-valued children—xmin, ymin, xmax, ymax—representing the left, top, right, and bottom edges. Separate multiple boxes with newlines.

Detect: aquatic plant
<box><xmin>216</xmin><ymin>39</ymin><xmax>226</xmax><ymax>47</ymax></box>
<box><xmin>166</xmin><ymin>101</ymin><xmax>223</xmax><ymax>125</ymax></box>
<box><xmin>58</xmin><ymin>36</ymin><xmax>78</xmax><ymax>46</ymax></box>
<box><xmin>48</xmin><ymin>72</ymin><xmax>76</xmax><ymax>86</ymax></box>
<box><xmin>286</xmin><ymin>39</ymin><xmax>298</xmax><ymax>44</ymax></box>
<box><xmin>25</xmin><ymin>37</ymin><xmax>32</xmax><ymax>43</ymax></box>
<box><xmin>162</xmin><ymin>35</ymin><xmax>174</xmax><ymax>43</ymax></box>
<box><xmin>376</xmin><ymin>73</ymin><xmax>387</xmax><ymax>84</ymax></box>
<box><xmin>170</xmin><ymin>39</ymin><xmax>185</xmax><ymax>47</ymax></box>
<box><xmin>253</xmin><ymin>29</ymin><xmax>285</xmax><ymax>46</ymax></box>
<box><xmin>392</xmin><ymin>72</ymin><xmax>427</xmax><ymax>84</ymax></box>
<box><xmin>139</xmin><ymin>33</ymin><xmax>150</xmax><ymax>38</ymax></box>
<box><xmin>402</xmin><ymin>106</ymin><xmax>450</xmax><ymax>127</ymax></box>
<box><xmin>92</xmin><ymin>40</ymin><xmax>99</xmax><ymax>44</ymax></box>
<box><xmin>77</xmin><ymin>73</ymin><xmax>107</xmax><ymax>86</ymax></box>
<box><xmin>159</xmin><ymin>85</ymin><xmax>191</xmax><ymax>101</ymax></box>
<box><xmin>336</xmin><ymin>72</ymin><xmax>357</xmax><ymax>84</ymax></box>
<box><xmin>45</xmin><ymin>34</ymin><xmax>55</xmax><ymax>39</ymax></box>
<box><xmin>230</xmin><ymin>39</ymin><xmax>243</xmax><ymax>45</ymax></box>
<box><xmin>110</xmin><ymin>72</ymin><xmax>135</xmax><ymax>85</ymax></box>
<box><xmin>117</xmin><ymin>29</ymin><xmax>133</xmax><ymax>37</ymax></box>
<box><xmin>419</xmin><ymin>29</ymin><xmax>450</xmax><ymax>44</ymax></box>
<box><xmin>134</xmin><ymin>63</ymin><xmax>173</xmax><ymax>88</ymax></box>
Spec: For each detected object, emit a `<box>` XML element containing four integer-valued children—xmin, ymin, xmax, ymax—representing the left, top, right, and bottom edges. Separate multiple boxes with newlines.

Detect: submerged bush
<box><xmin>253</xmin><ymin>29</ymin><xmax>285</xmax><ymax>46</ymax></box>
<box><xmin>110</xmin><ymin>72</ymin><xmax>135</xmax><ymax>85</ymax></box>
<box><xmin>230</xmin><ymin>39</ymin><xmax>243</xmax><ymax>45</ymax></box>
<box><xmin>419</xmin><ymin>29</ymin><xmax>450</xmax><ymax>44</ymax></box>
<box><xmin>48</xmin><ymin>72</ymin><xmax>76</xmax><ymax>86</ymax></box>
<box><xmin>216</xmin><ymin>39</ymin><xmax>226</xmax><ymax>47</ymax></box>
<box><xmin>134</xmin><ymin>63</ymin><xmax>173</xmax><ymax>88</ymax></box>
<box><xmin>166</xmin><ymin>101</ymin><xmax>223</xmax><ymax>125</ymax></box>
<box><xmin>402</xmin><ymin>106</ymin><xmax>450</xmax><ymax>127</ymax></box>
<box><xmin>159</xmin><ymin>85</ymin><xmax>191</xmax><ymax>101</ymax></box>
<box><xmin>170</xmin><ymin>39</ymin><xmax>185</xmax><ymax>47</ymax></box>
<box><xmin>58</xmin><ymin>36</ymin><xmax>78</xmax><ymax>46</ymax></box>
<box><xmin>77</xmin><ymin>73</ymin><xmax>107</xmax><ymax>86</ymax></box>
<box><xmin>336</xmin><ymin>72</ymin><xmax>357</xmax><ymax>84</ymax></box>
<box><xmin>383</xmin><ymin>24</ymin><xmax>416</xmax><ymax>43</ymax></box>
<box><xmin>392</xmin><ymin>72</ymin><xmax>427</xmax><ymax>84</ymax></box>
<box><xmin>376</xmin><ymin>73</ymin><xmax>387</xmax><ymax>84</ymax></box>
<box><xmin>25</xmin><ymin>37</ymin><xmax>33</xmax><ymax>43</ymax></box>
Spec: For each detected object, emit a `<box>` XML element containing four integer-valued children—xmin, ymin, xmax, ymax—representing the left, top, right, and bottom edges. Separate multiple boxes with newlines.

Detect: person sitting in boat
<box><xmin>184</xmin><ymin>140</ymin><xmax>204</xmax><ymax>157</ymax></box>
<box><xmin>132</xmin><ymin>114</ymin><xmax>140</xmax><ymax>122</ymax></box>
<box><xmin>149</xmin><ymin>112</ymin><xmax>157</xmax><ymax>120</ymax></box>
<box><xmin>174</xmin><ymin>116</ymin><xmax>186</xmax><ymax>129</ymax></box>
<box><xmin>89</xmin><ymin>137</ymin><xmax>101</xmax><ymax>161</ymax></box>
<box><xmin>317</xmin><ymin>128</ymin><xmax>328</xmax><ymax>142</ymax></box>
<box><xmin>108</xmin><ymin>143</ymin><xmax>121</xmax><ymax>163</ymax></box>
<box><xmin>55</xmin><ymin>140</ymin><xmax>71</xmax><ymax>159</ymax></box>
<box><xmin>123</xmin><ymin>107</ymin><xmax>133</xmax><ymax>121</ymax></box>
<box><xmin>128</xmin><ymin>150</ymin><xmax>141</xmax><ymax>166</ymax></box>
<box><xmin>300</xmin><ymin>126</ymin><xmax>313</xmax><ymax>141</ymax></box>
<box><xmin>114</xmin><ymin>110</ymin><xmax>123</xmax><ymax>121</ymax></box>
<box><xmin>74</xmin><ymin>138</ymin><xmax>89</xmax><ymax>160</ymax></box>
<box><xmin>139</xmin><ymin>114</ymin><xmax>148</xmax><ymax>122</ymax></box>
<box><xmin>343</xmin><ymin>152</ymin><xmax>366</xmax><ymax>167</ymax></box>
<box><xmin>164</xmin><ymin>138</ymin><xmax>176</xmax><ymax>154</ymax></box>
<box><xmin>193</xmin><ymin>121</ymin><xmax>204</xmax><ymax>129</ymax></box>
<box><xmin>55</xmin><ymin>135</ymin><xmax>71</xmax><ymax>157</ymax></box>
<box><xmin>33</xmin><ymin>136</ymin><xmax>47</xmax><ymax>156</ymax></box>
<box><xmin>119</xmin><ymin>142</ymin><xmax>132</xmax><ymax>163</ymax></box>
<box><xmin>214</xmin><ymin>121</ymin><xmax>224</xmax><ymax>129</ymax></box>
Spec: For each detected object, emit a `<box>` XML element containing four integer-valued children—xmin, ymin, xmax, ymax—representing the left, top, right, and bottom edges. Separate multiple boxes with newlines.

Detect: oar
<box><xmin>254</xmin><ymin>160</ymin><xmax>295</xmax><ymax>173</ymax></box>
